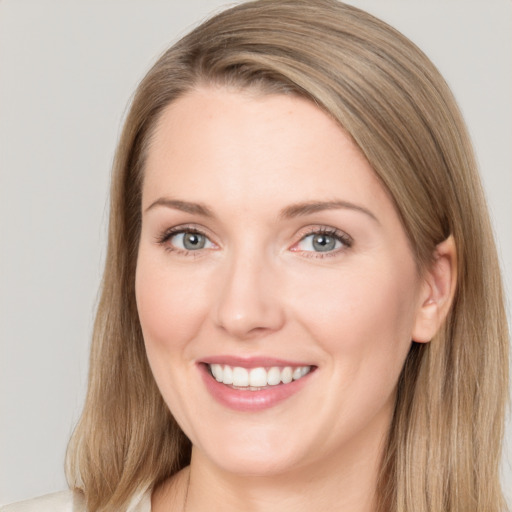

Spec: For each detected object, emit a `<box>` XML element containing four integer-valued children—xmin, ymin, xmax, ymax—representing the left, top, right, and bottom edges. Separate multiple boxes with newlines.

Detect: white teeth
<box><xmin>211</xmin><ymin>364</ymin><xmax>223</xmax><ymax>382</ymax></box>
<box><xmin>292</xmin><ymin>367</ymin><xmax>303</xmax><ymax>380</ymax></box>
<box><xmin>223</xmin><ymin>365</ymin><xmax>233</xmax><ymax>385</ymax></box>
<box><xmin>209</xmin><ymin>364</ymin><xmax>312</xmax><ymax>388</ymax></box>
<box><xmin>232</xmin><ymin>367</ymin><xmax>249</xmax><ymax>387</ymax></box>
<box><xmin>249</xmin><ymin>367</ymin><xmax>267</xmax><ymax>387</ymax></box>
<box><xmin>281</xmin><ymin>366</ymin><xmax>293</xmax><ymax>384</ymax></box>
<box><xmin>267</xmin><ymin>366</ymin><xmax>281</xmax><ymax>386</ymax></box>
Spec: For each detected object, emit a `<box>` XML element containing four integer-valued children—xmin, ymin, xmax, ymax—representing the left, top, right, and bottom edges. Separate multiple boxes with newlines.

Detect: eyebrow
<box><xmin>279</xmin><ymin>200</ymin><xmax>379</xmax><ymax>223</ymax></box>
<box><xmin>145</xmin><ymin>197</ymin><xmax>379</xmax><ymax>224</ymax></box>
<box><xmin>145</xmin><ymin>198</ymin><xmax>214</xmax><ymax>217</ymax></box>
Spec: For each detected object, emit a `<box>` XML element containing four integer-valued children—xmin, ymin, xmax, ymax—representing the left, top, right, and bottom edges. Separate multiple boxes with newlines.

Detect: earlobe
<box><xmin>412</xmin><ymin>235</ymin><xmax>457</xmax><ymax>343</ymax></box>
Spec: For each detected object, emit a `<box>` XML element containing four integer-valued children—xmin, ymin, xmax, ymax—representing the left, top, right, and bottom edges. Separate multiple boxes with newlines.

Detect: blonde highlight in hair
<box><xmin>66</xmin><ymin>1</ymin><xmax>509</xmax><ymax>510</ymax></box>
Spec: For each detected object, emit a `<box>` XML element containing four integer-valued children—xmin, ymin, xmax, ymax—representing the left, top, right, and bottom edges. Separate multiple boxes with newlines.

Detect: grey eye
<box><xmin>171</xmin><ymin>231</ymin><xmax>211</xmax><ymax>250</ymax></box>
<box><xmin>297</xmin><ymin>232</ymin><xmax>343</xmax><ymax>252</ymax></box>
<box><xmin>312</xmin><ymin>234</ymin><xmax>337</xmax><ymax>252</ymax></box>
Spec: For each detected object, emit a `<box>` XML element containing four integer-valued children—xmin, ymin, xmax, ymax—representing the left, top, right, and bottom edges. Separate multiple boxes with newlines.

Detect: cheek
<box><xmin>290</xmin><ymin>260</ymin><xmax>420</xmax><ymax>370</ymax></box>
<box><xmin>135</xmin><ymin>254</ymin><xmax>210</xmax><ymax>354</ymax></box>
<box><xmin>290</xmin><ymin>261</ymin><xmax>421</xmax><ymax>436</ymax></box>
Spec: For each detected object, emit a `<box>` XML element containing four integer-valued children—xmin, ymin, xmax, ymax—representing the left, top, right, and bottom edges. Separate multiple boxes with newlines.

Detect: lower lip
<box><xmin>199</xmin><ymin>364</ymin><xmax>313</xmax><ymax>412</ymax></box>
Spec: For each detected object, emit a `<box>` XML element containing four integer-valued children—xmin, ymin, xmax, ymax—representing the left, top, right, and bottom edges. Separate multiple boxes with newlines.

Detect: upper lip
<box><xmin>200</xmin><ymin>355</ymin><xmax>315</xmax><ymax>369</ymax></box>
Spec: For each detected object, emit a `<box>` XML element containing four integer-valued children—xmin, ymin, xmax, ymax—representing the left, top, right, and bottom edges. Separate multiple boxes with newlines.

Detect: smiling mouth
<box><xmin>207</xmin><ymin>363</ymin><xmax>314</xmax><ymax>390</ymax></box>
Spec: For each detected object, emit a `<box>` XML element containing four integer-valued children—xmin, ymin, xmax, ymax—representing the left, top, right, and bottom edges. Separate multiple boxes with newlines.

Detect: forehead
<box><xmin>142</xmin><ymin>86</ymin><xmax>387</xmax><ymax>217</ymax></box>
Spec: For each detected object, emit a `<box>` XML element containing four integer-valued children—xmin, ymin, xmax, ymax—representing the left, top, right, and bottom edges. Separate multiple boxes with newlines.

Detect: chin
<box><xmin>203</xmin><ymin>448</ymin><xmax>301</xmax><ymax>477</ymax></box>
<box><xmin>192</xmin><ymin>425</ymin><xmax>310</xmax><ymax>477</ymax></box>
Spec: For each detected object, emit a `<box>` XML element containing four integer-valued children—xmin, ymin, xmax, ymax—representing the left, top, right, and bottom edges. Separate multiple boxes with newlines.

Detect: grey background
<box><xmin>1</xmin><ymin>0</ymin><xmax>510</xmax><ymax>505</ymax></box>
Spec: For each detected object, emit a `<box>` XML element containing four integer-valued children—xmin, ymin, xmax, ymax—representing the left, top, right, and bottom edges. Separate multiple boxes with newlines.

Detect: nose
<box><xmin>213</xmin><ymin>251</ymin><xmax>285</xmax><ymax>340</ymax></box>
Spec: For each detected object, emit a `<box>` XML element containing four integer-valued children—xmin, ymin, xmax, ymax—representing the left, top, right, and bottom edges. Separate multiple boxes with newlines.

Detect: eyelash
<box><xmin>155</xmin><ymin>225</ymin><xmax>352</xmax><ymax>258</ymax></box>
<box><xmin>155</xmin><ymin>225</ymin><xmax>210</xmax><ymax>256</ymax></box>
<box><xmin>293</xmin><ymin>227</ymin><xmax>353</xmax><ymax>258</ymax></box>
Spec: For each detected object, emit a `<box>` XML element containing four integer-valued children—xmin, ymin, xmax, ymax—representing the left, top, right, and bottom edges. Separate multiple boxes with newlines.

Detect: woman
<box><xmin>3</xmin><ymin>0</ymin><xmax>508</xmax><ymax>511</ymax></box>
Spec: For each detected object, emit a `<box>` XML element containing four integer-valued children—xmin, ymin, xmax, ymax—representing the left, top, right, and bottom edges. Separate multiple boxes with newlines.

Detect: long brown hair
<box><xmin>66</xmin><ymin>1</ymin><xmax>509</xmax><ymax>510</ymax></box>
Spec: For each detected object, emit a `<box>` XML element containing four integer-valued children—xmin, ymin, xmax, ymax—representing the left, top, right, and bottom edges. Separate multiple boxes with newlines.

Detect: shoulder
<box><xmin>0</xmin><ymin>491</ymin><xmax>85</xmax><ymax>512</ymax></box>
<box><xmin>0</xmin><ymin>489</ymin><xmax>152</xmax><ymax>512</ymax></box>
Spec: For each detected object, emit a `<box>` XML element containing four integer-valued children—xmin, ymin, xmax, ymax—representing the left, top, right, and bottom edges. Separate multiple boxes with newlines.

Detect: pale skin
<box><xmin>136</xmin><ymin>87</ymin><xmax>456</xmax><ymax>512</ymax></box>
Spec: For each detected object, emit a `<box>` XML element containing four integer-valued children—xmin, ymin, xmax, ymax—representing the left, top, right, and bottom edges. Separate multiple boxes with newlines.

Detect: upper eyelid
<box><xmin>294</xmin><ymin>225</ymin><xmax>352</xmax><ymax>242</ymax></box>
<box><xmin>156</xmin><ymin>224</ymin><xmax>212</xmax><ymax>241</ymax></box>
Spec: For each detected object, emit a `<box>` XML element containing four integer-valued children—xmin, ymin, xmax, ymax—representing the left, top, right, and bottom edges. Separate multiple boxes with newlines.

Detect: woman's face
<box><xmin>136</xmin><ymin>87</ymin><xmax>430</xmax><ymax>477</ymax></box>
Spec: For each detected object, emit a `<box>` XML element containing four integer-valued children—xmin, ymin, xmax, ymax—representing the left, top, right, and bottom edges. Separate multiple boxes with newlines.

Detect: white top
<box><xmin>0</xmin><ymin>490</ymin><xmax>151</xmax><ymax>512</ymax></box>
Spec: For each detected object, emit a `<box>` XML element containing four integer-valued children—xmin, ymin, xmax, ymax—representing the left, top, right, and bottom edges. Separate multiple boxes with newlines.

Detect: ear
<box><xmin>412</xmin><ymin>235</ymin><xmax>457</xmax><ymax>343</ymax></box>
